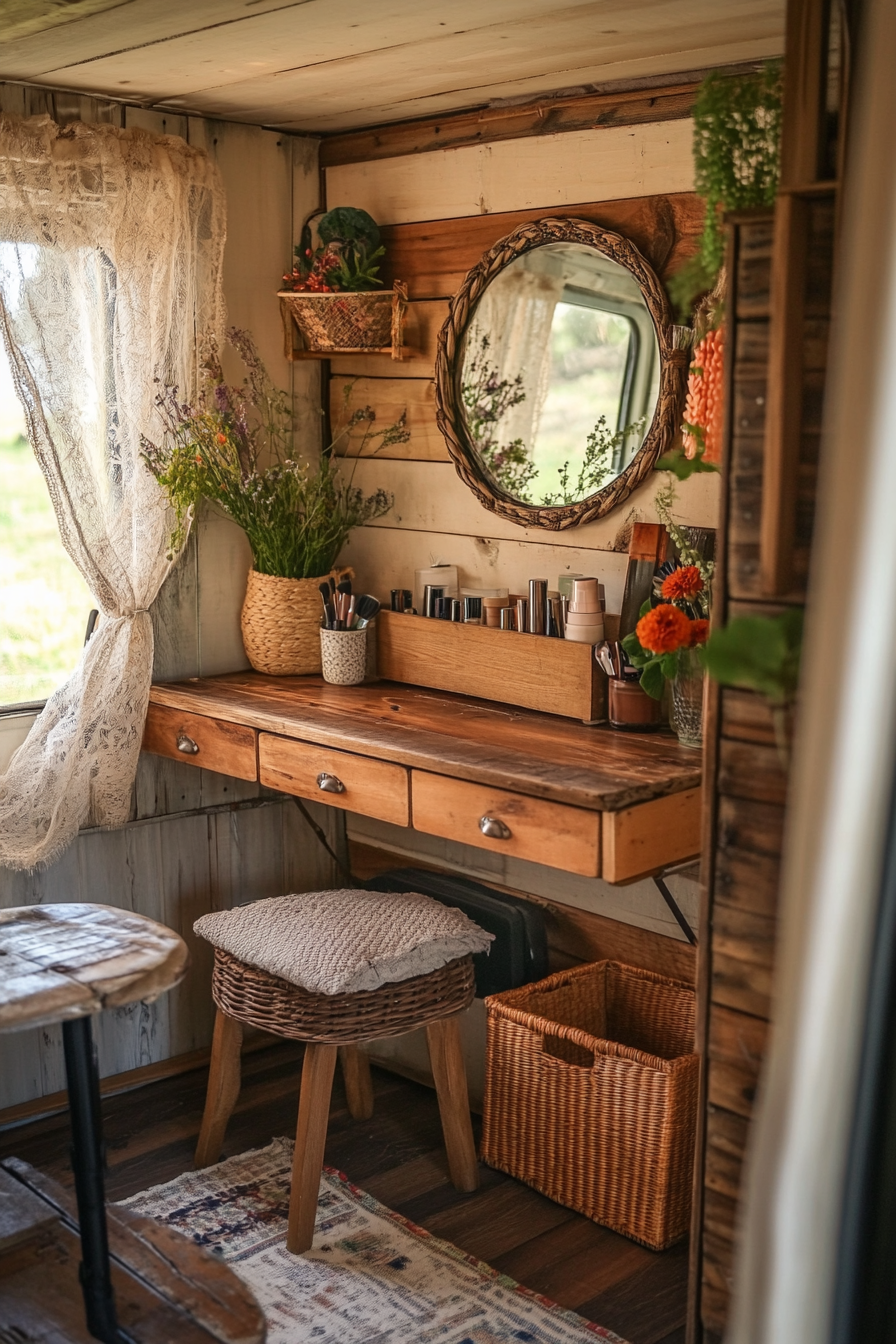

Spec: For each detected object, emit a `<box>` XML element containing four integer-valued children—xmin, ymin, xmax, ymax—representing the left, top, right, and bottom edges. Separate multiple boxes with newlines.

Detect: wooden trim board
<box><xmin>320</xmin><ymin>81</ymin><xmax>702</xmax><ymax>168</ymax></box>
<box><xmin>318</xmin><ymin>66</ymin><xmax>770</xmax><ymax>168</ymax></box>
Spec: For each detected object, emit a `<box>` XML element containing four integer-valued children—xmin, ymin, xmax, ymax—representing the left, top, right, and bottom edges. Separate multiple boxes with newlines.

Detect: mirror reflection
<box><xmin>461</xmin><ymin>242</ymin><xmax>661</xmax><ymax>507</ymax></box>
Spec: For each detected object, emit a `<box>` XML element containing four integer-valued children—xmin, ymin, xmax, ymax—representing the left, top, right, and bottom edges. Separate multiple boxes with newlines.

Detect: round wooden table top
<box><xmin>0</xmin><ymin>904</ymin><xmax>189</xmax><ymax>1034</ymax></box>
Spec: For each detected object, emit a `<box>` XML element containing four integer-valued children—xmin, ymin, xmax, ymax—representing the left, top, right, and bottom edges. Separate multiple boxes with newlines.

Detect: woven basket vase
<box><xmin>240</xmin><ymin>568</ymin><xmax>350</xmax><ymax>676</ymax></box>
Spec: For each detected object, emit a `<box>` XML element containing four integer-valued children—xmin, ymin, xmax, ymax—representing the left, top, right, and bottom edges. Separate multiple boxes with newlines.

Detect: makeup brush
<box><xmin>318</xmin><ymin>582</ymin><xmax>333</xmax><ymax>629</ymax></box>
<box><xmin>353</xmin><ymin>594</ymin><xmax>381</xmax><ymax>629</ymax></box>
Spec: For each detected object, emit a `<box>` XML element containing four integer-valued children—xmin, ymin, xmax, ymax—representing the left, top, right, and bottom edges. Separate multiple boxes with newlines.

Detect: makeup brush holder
<box><xmin>320</xmin><ymin>627</ymin><xmax>368</xmax><ymax>685</ymax></box>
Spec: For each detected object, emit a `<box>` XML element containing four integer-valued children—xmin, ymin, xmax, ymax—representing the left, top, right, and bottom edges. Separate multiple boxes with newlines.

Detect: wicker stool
<box><xmin>195</xmin><ymin>946</ymin><xmax>479</xmax><ymax>1253</ymax></box>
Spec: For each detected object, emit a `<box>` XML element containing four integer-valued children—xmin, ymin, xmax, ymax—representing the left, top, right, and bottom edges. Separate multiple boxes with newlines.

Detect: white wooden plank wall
<box><xmin>0</xmin><ymin>86</ymin><xmax>332</xmax><ymax>1113</ymax></box>
<box><xmin>328</xmin><ymin>126</ymin><xmax>720</xmax><ymax>612</ymax></box>
<box><xmin>327</xmin><ymin>119</ymin><xmax>696</xmax><ymax>224</ymax></box>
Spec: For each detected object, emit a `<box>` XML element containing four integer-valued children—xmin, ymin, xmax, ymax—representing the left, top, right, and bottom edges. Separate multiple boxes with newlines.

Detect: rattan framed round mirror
<box><xmin>435</xmin><ymin>217</ymin><xmax>688</xmax><ymax>530</ymax></box>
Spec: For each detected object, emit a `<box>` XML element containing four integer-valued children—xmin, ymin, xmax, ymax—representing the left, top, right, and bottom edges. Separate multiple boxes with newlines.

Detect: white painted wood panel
<box><xmin>342</xmin><ymin>526</ymin><xmax>629</xmax><ymax>615</ymax></box>
<box><xmin>328</xmin><ymin>120</ymin><xmax>695</xmax><ymax>225</ymax></box>
<box><xmin>340</xmin><ymin>454</ymin><xmax>719</xmax><ymax>546</ymax></box>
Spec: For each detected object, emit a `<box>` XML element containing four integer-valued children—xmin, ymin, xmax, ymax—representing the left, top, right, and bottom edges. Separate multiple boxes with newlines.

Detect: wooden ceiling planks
<box><xmin>0</xmin><ymin>0</ymin><xmax>785</xmax><ymax>134</ymax></box>
<box><xmin>0</xmin><ymin>0</ymin><xmax>125</xmax><ymax>45</ymax></box>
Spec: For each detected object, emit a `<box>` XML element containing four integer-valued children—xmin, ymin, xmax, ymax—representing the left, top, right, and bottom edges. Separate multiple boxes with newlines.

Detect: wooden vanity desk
<box><xmin>145</xmin><ymin>673</ymin><xmax>701</xmax><ymax>885</ymax></box>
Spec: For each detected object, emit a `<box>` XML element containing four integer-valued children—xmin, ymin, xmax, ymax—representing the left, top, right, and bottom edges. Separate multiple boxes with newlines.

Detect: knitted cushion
<box><xmin>194</xmin><ymin>888</ymin><xmax>493</xmax><ymax>996</ymax></box>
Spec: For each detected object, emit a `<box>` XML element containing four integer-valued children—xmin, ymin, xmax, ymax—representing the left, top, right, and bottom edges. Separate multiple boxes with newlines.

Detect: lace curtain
<box><xmin>0</xmin><ymin>115</ymin><xmax>225</xmax><ymax>869</ymax></box>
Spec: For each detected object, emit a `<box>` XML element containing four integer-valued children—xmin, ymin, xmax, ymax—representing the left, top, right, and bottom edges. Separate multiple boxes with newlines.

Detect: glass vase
<box><xmin>671</xmin><ymin>648</ymin><xmax>705</xmax><ymax>749</ymax></box>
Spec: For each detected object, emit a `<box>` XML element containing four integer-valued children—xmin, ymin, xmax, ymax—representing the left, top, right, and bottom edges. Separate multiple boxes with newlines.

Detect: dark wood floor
<box><xmin>0</xmin><ymin>1042</ymin><xmax>687</xmax><ymax>1344</ymax></box>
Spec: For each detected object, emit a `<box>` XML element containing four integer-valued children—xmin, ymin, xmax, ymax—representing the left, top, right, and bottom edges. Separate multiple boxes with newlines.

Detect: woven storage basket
<box><xmin>481</xmin><ymin>960</ymin><xmax>698</xmax><ymax>1250</ymax></box>
<box><xmin>240</xmin><ymin>567</ymin><xmax>350</xmax><ymax>676</ymax></box>
<box><xmin>212</xmin><ymin>947</ymin><xmax>475</xmax><ymax>1044</ymax></box>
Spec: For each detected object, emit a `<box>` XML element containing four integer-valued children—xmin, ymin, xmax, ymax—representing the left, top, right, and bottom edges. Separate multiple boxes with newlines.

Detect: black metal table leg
<box><xmin>62</xmin><ymin>1015</ymin><xmax>131</xmax><ymax>1344</ymax></box>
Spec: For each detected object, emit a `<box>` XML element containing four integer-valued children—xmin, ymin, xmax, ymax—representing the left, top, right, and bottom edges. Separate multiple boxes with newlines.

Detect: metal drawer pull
<box><xmin>479</xmin><ymin>815</ymin><xmax>511</xmax><ymax>840</ymax></box>
<box><xmin>317</xmin><ymin>772</ymin><xmax>346</xmax><ymax>794</ymax></box>
<box><xmin>176</xmin><ymin>732</ymin><xmax>199</xmax><ymax>755</ymax></box>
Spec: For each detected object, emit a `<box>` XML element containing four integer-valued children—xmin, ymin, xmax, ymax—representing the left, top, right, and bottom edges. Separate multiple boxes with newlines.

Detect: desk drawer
<box><xmin>259</xmin><ymin>734</ymin><xmax>409</xmax><ymax>826</ymax></box>
<box><xmin>411</xmin><ymin>771</ymin><xmax>600</xmax><ymax>877</ymax></box>
<box><xmin>143</xmin><ymin>704</ymin><xmax>257</xmax><ymax>780</ymax></box>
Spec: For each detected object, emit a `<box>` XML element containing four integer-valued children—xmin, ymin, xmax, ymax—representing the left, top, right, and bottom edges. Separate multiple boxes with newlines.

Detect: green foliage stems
<box><xmin>668</xmin><ymin>61</ymin><xmax>783</xmax><ymax>317</ymax></box>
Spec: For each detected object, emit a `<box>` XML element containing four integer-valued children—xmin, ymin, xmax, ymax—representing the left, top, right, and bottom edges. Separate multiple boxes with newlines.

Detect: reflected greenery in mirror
<box><xmin>436</xmin><ymin>218</ymin><xmax>683</xmax><ymax>530</ymax></box>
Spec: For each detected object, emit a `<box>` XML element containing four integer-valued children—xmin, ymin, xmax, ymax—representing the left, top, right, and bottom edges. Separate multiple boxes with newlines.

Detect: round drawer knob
<box><xmin>176</xmin><ymin>732</ymin><xmax>199</xmax><ymax>755</ymax></box>
<box><xmin>317</xmin><ymin>772</ymin><xmax>346</xmax><ymax>794</ymax></box>
<box><xmin>479</xmin><ymin>815</ymin><xmax>511</xmax><ymax>840</ymax></box>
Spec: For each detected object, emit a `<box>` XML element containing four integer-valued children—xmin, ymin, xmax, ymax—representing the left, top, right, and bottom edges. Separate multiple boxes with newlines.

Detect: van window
<box><xmin>0</xmin><ymin>337</ymin><xmax>93</xmax><ymax>709</ymax></box>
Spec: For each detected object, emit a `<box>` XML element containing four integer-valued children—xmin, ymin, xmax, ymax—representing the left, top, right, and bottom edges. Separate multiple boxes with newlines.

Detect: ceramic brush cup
<box><xmin>320</xmin><ymin>627</ymin><xmax>367</xmax><ymax>685</ymax></box>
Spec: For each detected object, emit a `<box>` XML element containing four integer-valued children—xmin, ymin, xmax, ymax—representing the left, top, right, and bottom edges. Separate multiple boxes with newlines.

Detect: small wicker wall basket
<box><xmin>278</xmin><ymin>283</ymin><xmax>407</xmax><ymax>357</ymax></box>
<box><xmin>481</xmin><ymin>960</ymin><xmax>699</xmax><ymax>1251</ymax></box>
<box><xmin>240</xmin><ymin>567</ymin><xmax>350</xmax><ymax>676</ymax></box>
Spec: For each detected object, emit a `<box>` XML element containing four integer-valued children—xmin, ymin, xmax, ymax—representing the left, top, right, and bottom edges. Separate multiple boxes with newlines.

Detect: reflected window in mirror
<box><xmin>462</xmin><ymin>243</ymin><xmax>660</xmax><ymax>506</ymax></box>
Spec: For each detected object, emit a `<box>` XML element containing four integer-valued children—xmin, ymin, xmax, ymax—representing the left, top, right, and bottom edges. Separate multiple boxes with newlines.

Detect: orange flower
<box><xmin>688</xmin><ymin>618</ymin><xmax>710</xmax><ymax>647</ymax></box>
<box><xmin>661</xmin><ymin>566</ymin><xmax>704</xmax><ymax>601</ymax></box>
<box><xmin>216</xmin><ymin>432</ymin><xmax>227</xmax><ymax>444</ymax></box>
<box><xmin>636</xmin><ymin>604</ymin><xmax>691</xmax><ymax>655</ymax></box>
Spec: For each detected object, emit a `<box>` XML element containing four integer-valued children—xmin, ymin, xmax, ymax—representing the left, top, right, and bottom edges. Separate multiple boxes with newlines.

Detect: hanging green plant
<box><xmin>669</xmin><ymin>61</ymin><xmax>784</xmax><ymax>318</ymax></box>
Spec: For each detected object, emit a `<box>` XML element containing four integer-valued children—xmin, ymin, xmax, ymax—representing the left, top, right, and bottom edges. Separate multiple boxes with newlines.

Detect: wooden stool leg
<box><xmin>287</xmin><ymin>1043</ymin><xmax>338</xmax><ymax>1254</ymax></box>
<box><xmin>338</xmin><ymin>1045</ymin><xmax>374</xmax><ymax>1121</ymax></box>
<box><xmin>426</xmin><ymin>1016</ymin><xmax>479</xmax><ymax>1193</ymax></box>
<box><xmin>195</xmin><ymin>1009</ymin><xmax>243</xmax><ymax>1168</ymax></box>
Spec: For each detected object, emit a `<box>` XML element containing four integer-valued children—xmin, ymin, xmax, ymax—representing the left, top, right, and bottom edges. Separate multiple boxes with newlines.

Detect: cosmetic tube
<box><xmin>528</xmin><ymin>579</ymin><xmax>548</xmax><ymax>635</ymax></box>
<box><xmin>423</xmin><ymin>584</ymin><xmax>446</xmax><ymax>618</ymax></box>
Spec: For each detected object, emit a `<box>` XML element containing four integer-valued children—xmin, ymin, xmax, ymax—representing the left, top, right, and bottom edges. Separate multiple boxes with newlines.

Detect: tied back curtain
<box><xmin>0</xmin><ymin>115</ymin><xmax>225</xmax><ymax>869</ymax></box>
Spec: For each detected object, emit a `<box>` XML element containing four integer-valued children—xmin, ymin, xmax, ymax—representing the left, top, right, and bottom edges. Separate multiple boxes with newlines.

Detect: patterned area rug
<box><xmin>122</xmin><ymin>1137</ymin><xmax>628</xmax><ymax>1344</ymax></box>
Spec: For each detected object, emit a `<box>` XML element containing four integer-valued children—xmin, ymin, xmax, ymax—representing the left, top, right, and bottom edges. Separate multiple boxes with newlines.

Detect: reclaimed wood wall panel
<box><xmin>331</xmin><ymin>376</ymin><xmax>448</xmax><ymax>461</ymax></box>
<box><xmin>690</xmin><ymin>201</ymin><xmax>834</xmax><ymax>1341</ymax></box>
<box><xmin>339</xmin><ymin>456</ymin><xmax>721</xmax><ymax>613</ymax></box>
<box><xmin>377</xmin><ymin>193</ymin><xmax>705</xmax><ymax>297</ymax></box>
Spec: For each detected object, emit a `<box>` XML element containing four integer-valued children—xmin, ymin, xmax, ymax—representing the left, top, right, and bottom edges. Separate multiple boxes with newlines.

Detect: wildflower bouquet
<box><xmin>142</xmin><ymin>328</ymin><xmax>403</xmax><ymax>578</ymax></box>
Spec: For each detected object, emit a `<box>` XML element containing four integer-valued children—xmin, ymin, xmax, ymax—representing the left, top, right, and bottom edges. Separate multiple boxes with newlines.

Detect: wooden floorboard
<box><xmin>0</xmin><ymin>1040</ymin><xmax>688</xmax><ymax>1343</ymax></box>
